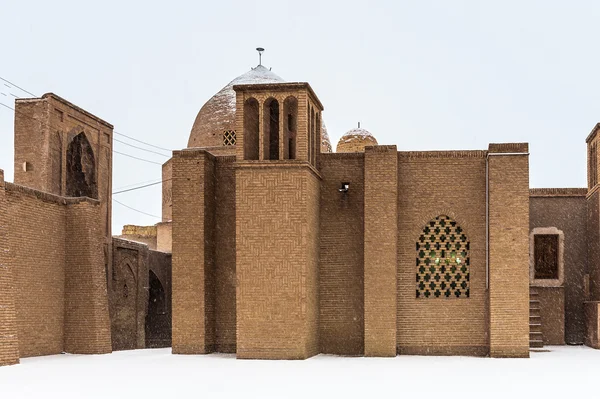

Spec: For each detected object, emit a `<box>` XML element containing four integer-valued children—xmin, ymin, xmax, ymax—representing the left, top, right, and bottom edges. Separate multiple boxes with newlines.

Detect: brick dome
<box><xmin>187</xmin><ymin>65</ymin><xmax>285</xmax><ymax>148</ymax></box>
<box><xmin>336</xmin><ymin>127</ymin><xmax>378</xmax><ymax>153</ymax></box>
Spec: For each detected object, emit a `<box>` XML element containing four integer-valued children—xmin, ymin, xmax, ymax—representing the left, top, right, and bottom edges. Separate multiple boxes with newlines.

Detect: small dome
<box><xmin>321</xmin><ymin>120</ymin><xmax>333</xmax><ymax>153</ymax></box>
<box><xmin>336</xmin><ymin>127</ymin><xmax>378</xmax><ymax>153</ymax></box>
<box><xmin>188</xmin><ymin>65</ymin><xmax>285</xmax><ymax>148</ymax></box>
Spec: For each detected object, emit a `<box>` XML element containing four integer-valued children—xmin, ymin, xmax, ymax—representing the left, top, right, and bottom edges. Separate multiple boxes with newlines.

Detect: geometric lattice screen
<box><xmin>223</xmin><ymin>129</ymin><xmax>237</xmax><ymax>146</ymax></box>
<box><xmin>416</xmin><ymin>215</ymin><xmax>470</xmax><ymax>299</ymax></box>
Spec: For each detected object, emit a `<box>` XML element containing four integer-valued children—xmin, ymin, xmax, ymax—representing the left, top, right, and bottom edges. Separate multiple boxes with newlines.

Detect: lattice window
<box><xmin>223</xmin><ymin>130</ymin><xmax>236</xmax><ymax>146</ymax></box>
<box><xmin>416</xmin><ymin>215</ymin><xmax>470</xmax><ymax>299</ymax></box>
<box><xmin>590</xmin><ymin>142</ymin><xmax>597</xmax><ymax>188</ymax></box>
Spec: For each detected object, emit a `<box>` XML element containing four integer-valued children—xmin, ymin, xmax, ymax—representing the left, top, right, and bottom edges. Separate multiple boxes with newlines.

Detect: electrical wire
<box><xmin>113</xmin><ymin>198</ymin><xmax>161</xmax><ymax>219</ymax></box>
<box><xmin>113</xmin><ymin>179</ymin><xmax>171</xmax><ymax>195</ymax></box>
<box><xmin>0</xmin><ymin>101</ymin><xmax>165</xmax><ymax>165</ymax></box>
<box><xmin>0</xmin><ymin>74</ymin><xmax>174</xmax><ymax>153</ymax></box>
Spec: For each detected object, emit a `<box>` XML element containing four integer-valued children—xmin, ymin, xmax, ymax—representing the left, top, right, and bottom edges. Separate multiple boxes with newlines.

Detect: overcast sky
<box><xmin>0</xmin><ymin>0</ymin><xmax>599</xmax><ymax>233</ymax></box>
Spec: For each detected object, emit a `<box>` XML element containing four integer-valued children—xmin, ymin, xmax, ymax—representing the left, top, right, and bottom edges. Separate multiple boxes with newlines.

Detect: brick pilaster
<box><xmin>171</xmin><ymin>150</ymin><xmax>216</xmax><ymax>354</ymax></box>
<box><xmin>487</xmin><ymin>144</ymin><xmax>530</xmax><ymax>357</ymax></box>
<box><xmin>364</xmin><ymin>145</ymin><xmax>397</xmax><ymax>356</ymax></box>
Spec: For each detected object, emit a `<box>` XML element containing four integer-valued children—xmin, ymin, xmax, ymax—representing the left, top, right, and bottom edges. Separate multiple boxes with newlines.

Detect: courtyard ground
<box><xmin>0</xmin><ymin>345</ymin><xmax>597</xmax><ymax>398</ymax></box>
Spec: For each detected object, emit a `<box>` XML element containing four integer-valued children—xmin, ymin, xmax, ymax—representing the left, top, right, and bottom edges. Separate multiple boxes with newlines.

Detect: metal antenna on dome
<box><xmin>256</xmin><ymin>47</ymin><xmax>265</xmax><ymax>66</ymax></box>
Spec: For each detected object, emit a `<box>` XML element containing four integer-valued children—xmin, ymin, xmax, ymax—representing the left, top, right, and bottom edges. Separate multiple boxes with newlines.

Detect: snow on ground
<box><xmin>0</xmin><ymin>346</ymin><xmax>598</xmax><ymax>398</ymax></box>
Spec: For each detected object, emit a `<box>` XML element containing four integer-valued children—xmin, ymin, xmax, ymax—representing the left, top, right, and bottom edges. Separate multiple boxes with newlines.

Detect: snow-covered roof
<box><xmin>187</xmin><ymin>65</ymin><xmax>285</xmax><ymax>148</ymax></box>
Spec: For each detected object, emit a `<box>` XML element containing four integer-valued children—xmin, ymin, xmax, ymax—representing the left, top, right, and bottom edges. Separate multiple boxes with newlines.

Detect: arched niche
<box><xmin>243</xmin><ymin>98</ymin><xmax>260</xmax><ymax>160</ymax></box>
<box><xmin>283</xmin><ymin>96</ymin><xmax>298</xmax><ymax>160</ymax></box>
<box><xmin>66</xmin><ymin>132</ymin><xmax>97</xmax><ymax>198</ymax></box>
<box><xmin>263</xmin><ymin>97</ymin><xmax>280</xmax><ymax>160</ymax></box>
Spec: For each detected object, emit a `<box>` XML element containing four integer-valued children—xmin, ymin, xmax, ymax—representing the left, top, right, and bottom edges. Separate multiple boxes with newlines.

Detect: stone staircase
<box><xmin>529</xmin><ymin>287</ymin><xmax>543</xmax><ymax>348</ymax></box>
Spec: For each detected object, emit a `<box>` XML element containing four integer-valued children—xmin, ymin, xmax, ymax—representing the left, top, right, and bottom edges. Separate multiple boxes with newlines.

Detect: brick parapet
<box><xmin>530</xmin><ymin>188</ymin><xmax>588</xmax><ymax>197</ymax></box>
<box><xmin>364</xmin><ymin>145</ymin><xmax>397</xmax><ymax>356</ymax></box>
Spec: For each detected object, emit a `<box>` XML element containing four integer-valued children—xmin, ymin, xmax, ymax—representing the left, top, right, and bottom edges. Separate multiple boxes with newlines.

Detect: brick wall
<box><xmin>488</xmin><ymin>144</ymin><xmax>530</xmax><ymax>358</ymax></box>
<box><xmin>171</xmin><ymin>150</ymin><xmax>216</xmax><ymax>354</ymax></box>
<box><xmin>364</xmin><ymin>146</ymin><xmax>397</xmax><ymax>356</ymax></box>
<box><xmin>319</xmin><ymin>154</ymin><xmax>364</xmax><ymax>355</ymax></box>
<box><xmin>537</xmin><ymin>287</ymin><xmax>565</xmax><ymax>345</ymax></box>
<box><xmin>3</xmin><ymin>182</ymin><xmax>111</xmax><ymax>358</ymax></box>
<box><xmin>214</xmin><ymin>156</ymin><xmax>237</xmax><ymax>353</ymax></box>
<box><xmin>64</xmin><ymin>201</ymin><xmax>112</xmax><ymax>354</ymax></box>
<box><xmin>0</xmin><ymin>170</ymin><xmax>19</xmax><ymax>366</ymax></box>
<box><xmin>5</xmin><ymin>184</ymin><xmax>66</xmax><ymax>357</ymax></box>
<box><xmin>162</xmin><ymin>159</ymin><xmax>172</xmax><ymax>221</ymax></box>
<box><xmin>236</xmin><ymin>164</ymin><xmax>320</xmax><ymax>359</ymax></box>
<box><xmin>397</xmin><ymin>151</ymin><xmax>488</xmax><ymax>356</ymax></box>
<box><xmin>530</xmin><ymin>193</ymin><xmax>587</xmax><ymax>343</ymax></box>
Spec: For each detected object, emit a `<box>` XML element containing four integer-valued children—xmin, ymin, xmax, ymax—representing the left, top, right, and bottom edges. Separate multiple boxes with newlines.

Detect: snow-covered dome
<box><xmin>321</xmin><ymin>120</ymin><xmax>333</xmax><ymax>153</ymax></box>
<box><xmin>187</xmin><ymin>65</ymin><xmax>285</xmax><ymax>148</ymax></box>
<box><xmin>336</xmin><ymin>127</ymin><xmax>378</xmax><ymax>153</ymax></box>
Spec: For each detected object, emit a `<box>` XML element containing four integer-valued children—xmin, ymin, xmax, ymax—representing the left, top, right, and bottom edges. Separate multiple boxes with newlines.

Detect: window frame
<box><xmin>529</xmin><ymin>227</ymin><xmax>564</xmax><ymax>287</ymax></box>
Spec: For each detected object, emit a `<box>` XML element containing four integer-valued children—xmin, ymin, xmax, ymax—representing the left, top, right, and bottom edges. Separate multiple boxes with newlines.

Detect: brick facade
<box><xmin>5</xmin><ymin>78</ymin><xmax>599</xmax><ymax>365</ymax></box>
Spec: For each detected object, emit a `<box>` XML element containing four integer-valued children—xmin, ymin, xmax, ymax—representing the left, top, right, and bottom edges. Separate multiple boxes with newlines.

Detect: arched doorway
<box><xmin>145</xmin><ymin>270</ymin><xmax>171</xmax><ymax>348</ymax></box>
<box><xmin>66</xmin><ymin>132</ymin><xmax>97</xmax><ymax>198</ymax></box>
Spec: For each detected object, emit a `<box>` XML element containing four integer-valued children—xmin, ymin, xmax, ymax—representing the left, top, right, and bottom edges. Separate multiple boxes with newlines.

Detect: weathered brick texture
<box><xmin>364</xmin><ymin>146</ymin><xmax>397</xmax><ymax>356</ymax></box>
<box><xmin>6</xmin><ymin>184</ymin><xmax>66</xmax><ymax>357</ymax></box>
<box><xmin>488</xmin><ymin>144</ymin><xmax>530</xmax><ymax>358</ymax></box>
<box><xmin>64</xmin><ymin>202</ymin><xmax>112</xmax><ymax>354</ymax></box>
<box><xmin>0</xmin><ymin>170</ymin><xmax>19</xmax><ymax>366</ymax></box>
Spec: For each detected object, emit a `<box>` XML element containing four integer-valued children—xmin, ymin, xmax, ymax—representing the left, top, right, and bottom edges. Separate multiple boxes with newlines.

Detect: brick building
<box><xmin>1</xmin><ymin>62</ymin><xmax>600</xmax><ymax>365</ymax></box>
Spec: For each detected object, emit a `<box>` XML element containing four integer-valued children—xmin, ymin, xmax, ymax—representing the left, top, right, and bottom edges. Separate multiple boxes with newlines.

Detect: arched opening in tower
<box><xmin>284</xmin><ymin>96</ymin><xmax>297</xmax><ymax>160</ymax></box>
<box><xmin>66</xmin><ymin>132</ymin><xmax>97</xmax><ymax>198</ymax></box>
<box><xmin>244</xmin><ymin>98</ymin><xmax>260</xmax><ymax>160</ymax></box>
<box><xmin>264</xmin><ymin>98</ymin><xmax>280</xmax><ymax>160</ymax></box>
<box><xmin>145</xmin><ymin>270</ymin><xmax>171</xmax><ymax>348</ymax></box>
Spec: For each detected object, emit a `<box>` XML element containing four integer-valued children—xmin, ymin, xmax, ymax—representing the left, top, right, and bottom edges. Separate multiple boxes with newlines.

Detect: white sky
<box><xmin>0</xmin><ymin>0</ymin><xmax>599</xmax><ymax>234</ymax></box>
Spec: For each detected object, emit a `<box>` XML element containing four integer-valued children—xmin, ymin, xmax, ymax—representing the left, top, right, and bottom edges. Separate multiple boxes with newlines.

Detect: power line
<box><xmin>113</xmin><ymin>179</ymin><xmax>171</xmax><ymax>195</ymax></box>
<box><xmin>113</xmin><ymin>130</ymin><xmax>172</xmax><ymax>152</ymax></box>
<box><xmin>0</xmin><ymin>77</ymin><xmax>37</xmax><ymax>97</ymax></box>
<box><xmin>0</xmin><ymin>74</ymin><xmax>174</xmax><ymax>153</ymax></box>
<box><xmin>0</xmin><ymin>101</ymin><xmax>165</xmax><ymax>166</ymax></box>
<box><xmin>113</xmin><ymin>198</ymin><xmax>161</xmax><ymax>219</ymax></box>
<box><xmin>114</xmin><ymin>178</ymin><xmax>164</xmax><ymax>191</ymax></box>
<box><xmin>114</xmin><ymin>137</ymin><xmax>170</xmax><ymax>157</ymax></box>
<box><xmin>113</xmin><ymin>150</ymin><xmax>164</xmax><ymax>165</ymax></box>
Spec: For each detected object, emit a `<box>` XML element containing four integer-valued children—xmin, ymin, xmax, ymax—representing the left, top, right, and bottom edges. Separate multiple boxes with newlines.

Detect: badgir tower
<box><xmin>2</xmin><ymin>52</ymin><xmax>600</xmax><ymax>365</ymax></box>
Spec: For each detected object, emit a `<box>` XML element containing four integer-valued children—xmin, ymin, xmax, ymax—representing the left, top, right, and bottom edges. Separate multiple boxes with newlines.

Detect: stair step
<box><xmin>530</xmin><ymin>339</ymin><xmax>544</xmax><ymax>348</ymax></box>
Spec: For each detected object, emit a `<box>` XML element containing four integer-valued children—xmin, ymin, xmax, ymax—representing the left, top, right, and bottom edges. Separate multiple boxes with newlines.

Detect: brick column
<box><xmin>364</xmin><ymin>145</ymin><xmax>397</xmax><ymax>356</ymax></box>
<box><xmin>487</xmin><ymin>144</ymin><xmax>530</xmax><ymax>358</ymax></box>
<box><xmin>171</xmin><ymin>150</ymin><xmax>216</xmax><ymax>354</ymax></box>
<box><xmin>0</xmin><ymin>170</ymin><xmax>20</xmax><ymax>366</ymax></box>
<box><xmin>64</xmin><ymin>200</ymin><xmax>112</xmax><ymax>354</ymax></box>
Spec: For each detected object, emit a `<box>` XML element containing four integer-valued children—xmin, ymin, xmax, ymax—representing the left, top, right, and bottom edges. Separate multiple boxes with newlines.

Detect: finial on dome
<box><xmin>256</xmin><ymin>47</ymin><xmax>265</xmax><ymax>66</ymax></box>
<box><xmin>358</xmin><ymin>122</ymin><xmax>361</xmax><ymax>128</ymax></box>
